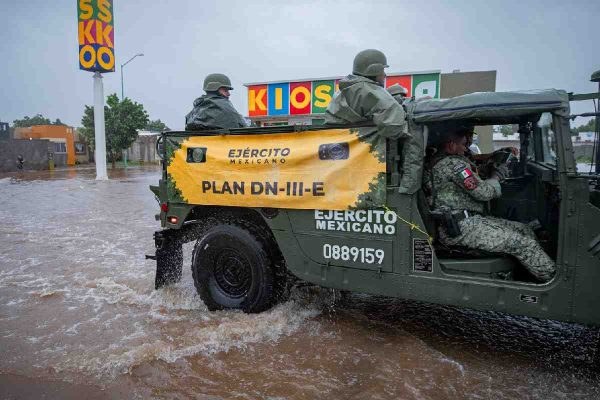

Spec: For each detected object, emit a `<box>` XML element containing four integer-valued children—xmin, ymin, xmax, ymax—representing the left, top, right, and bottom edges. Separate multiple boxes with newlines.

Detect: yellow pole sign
<box><xmin>77</xmin><ymin>0</ymin><xmax>115</xmax><ymax>73</ymax></box>
<box><xmin>167</xmin><ymin>129</ymin><xmax>387</xmax><ymax>210</ymax></box>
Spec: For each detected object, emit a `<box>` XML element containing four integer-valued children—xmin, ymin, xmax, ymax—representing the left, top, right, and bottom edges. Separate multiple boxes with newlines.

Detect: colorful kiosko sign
<box><xmin>166</xmin><ymin>129</ymin><xmax>386</xmax><ymax>210</ymax></box>
<box><xmin>77</xmin><ymin>0</ymin><xmax>115</xmax><ymax>73</ymax></box>
<box><xmin>246</xmin><ymin>72</ymin><xmax>440</xmax><ymax>117</ymax></box>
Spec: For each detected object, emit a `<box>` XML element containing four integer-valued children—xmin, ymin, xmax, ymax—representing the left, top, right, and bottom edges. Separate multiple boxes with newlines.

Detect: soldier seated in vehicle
<box><xmin>464</xmin><ymin>130</ymin><xmax>519</xmax><ymax>178</ymax></box>
<box><xmin>185</xmin><ymin>73</ymin><xmax>247</xmax><ymax>130</ymax></box>
<box><xmin>425</xmin><ymin>126</ymin><xmax>556</xmax><ymax>283</ymax></box>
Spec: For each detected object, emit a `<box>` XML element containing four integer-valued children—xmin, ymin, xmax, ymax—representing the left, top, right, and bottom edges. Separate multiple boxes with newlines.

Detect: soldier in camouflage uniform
<box><xmin>324</xmin><ymin>49</ymin><xmax>409</xmax><ymax>139</ymax></box>
<box><xmin>185</xmin><ymin>73</ymin><xmax>246</xmax><ymax>130</ymax></box>
<box><xmin>428</xmin><ymin>128</ymin><xmax>556</xmax><ymax>282</ymax></box>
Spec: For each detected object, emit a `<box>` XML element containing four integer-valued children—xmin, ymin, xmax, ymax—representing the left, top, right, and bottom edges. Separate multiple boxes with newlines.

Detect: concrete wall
<box><xmin>493</xmin><ymin>140</ymin><xmax>520</xmax><ymax>151</ymax></box>
<box><xmin>0</xmin><ymin>139</ymin><xmax>51</xmax><ymax>172</ymax></box>
<box><xmin>126</xmin><ymin>135</ymin><xmax>160</xmax><ymax>163</ymax></box>
<box><xmin>441</xmin><ymin>71</ymin><xmax>497</xmax><ymax>153</ymax></box>
<box><xmin>53</xmin><ymin>153</ymin><xmax>67</xmax><ymax>167</ymax></box>
<box><xmin>440</xmin><ymin>71</ymin><xmax>497</xmax><ymax>98</ymax></box>
<box><xmin>573</xmin><ymin>144</ymin><xmax>595</xmax><ymax>159</ymax></box>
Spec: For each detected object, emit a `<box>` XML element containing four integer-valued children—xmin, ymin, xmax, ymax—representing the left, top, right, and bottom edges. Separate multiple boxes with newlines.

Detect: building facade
<box><xmin>15</xmin><ymin>125</ymin><xmax>81</xmax><ymax>166</ymax></box>
<box><xmin>243</xmin><ymin>70</ymin><xmax>497</xmax><ymax>152</ymax></box>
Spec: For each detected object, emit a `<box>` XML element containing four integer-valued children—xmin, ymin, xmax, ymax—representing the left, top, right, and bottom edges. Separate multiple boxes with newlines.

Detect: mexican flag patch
<box><xmin>458</xmin><ymin>168</ymin><xmax>477</xmax><ymax>190</ymax></box>
<box><xmin>460</xmin><ymin>169</ymin><xmax>473</xmax><ymax>179</ymax></box>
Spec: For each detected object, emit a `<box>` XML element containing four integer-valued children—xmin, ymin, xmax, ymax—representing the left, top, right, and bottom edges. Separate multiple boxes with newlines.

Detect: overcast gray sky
<box><xmin>2</xmin><ymin>0</ymin><xmax>599</xmax><ymax>130</ymax></box>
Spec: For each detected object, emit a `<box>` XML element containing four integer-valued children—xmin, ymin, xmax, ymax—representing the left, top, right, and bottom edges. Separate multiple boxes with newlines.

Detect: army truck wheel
<box><xmin>192</xmin><ymin>223</ymin><xmax>275</xmax><ymax>313</ymax></box>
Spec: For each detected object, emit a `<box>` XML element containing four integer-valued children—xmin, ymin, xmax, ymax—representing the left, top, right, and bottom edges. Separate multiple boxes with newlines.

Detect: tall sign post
<box><xmin>93</xmin><ymin>71</ymin><xmax>107</xmax><ymax>178</ymax></box>
<box><xmin>77</xmin><ymin>0</ymin><xmax>115</xmax><ymax>180</ymax></box>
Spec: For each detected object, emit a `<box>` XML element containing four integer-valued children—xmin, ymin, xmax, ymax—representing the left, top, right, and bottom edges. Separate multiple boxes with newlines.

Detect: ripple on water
<box><xmin>65</xmin><ymin>296</ymin><xmax>322</xmax><ymax>377</ymax></box>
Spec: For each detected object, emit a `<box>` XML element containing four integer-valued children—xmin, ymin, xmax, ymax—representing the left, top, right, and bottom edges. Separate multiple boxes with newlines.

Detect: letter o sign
<box><xmin>97</xmin><ymin>47</ymin><xmax>115</xmax><ymax>71</ymax></box>
<box><xmin>290</xmin><ymin>86</ymin><xmax>311</xmax><ymax>109</ymax></box>
<box><xmin>79</xmin><ymin>45</ymin><xmax>96</xmax><ymax>69</ymax></box>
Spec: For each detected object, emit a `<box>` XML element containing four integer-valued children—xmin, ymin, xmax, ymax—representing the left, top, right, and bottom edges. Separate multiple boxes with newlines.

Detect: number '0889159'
<box><xmin>323</xmin><ymin>244</ymin><xmax>384</xmax><ymax>264</ymax></box>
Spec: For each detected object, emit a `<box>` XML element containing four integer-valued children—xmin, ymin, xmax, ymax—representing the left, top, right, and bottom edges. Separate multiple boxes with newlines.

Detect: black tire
<box><xmin>191</xmin><ymin>223</ymin><xmax>275</xmax><ymax>313</ymax></box>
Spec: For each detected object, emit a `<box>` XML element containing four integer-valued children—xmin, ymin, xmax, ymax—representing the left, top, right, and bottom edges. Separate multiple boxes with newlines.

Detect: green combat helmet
<box><xmin>203</xmin><ymin>73</ymin><xmax>234</xmax><ymax>92</ymax></box>
<box><xmin>352</xmin><ymin>49</ymin><xmax>389</xmax><ymax>77</ymax></box>
<box><xmin>387</xmin><ymin>83</ymin><xmax>408</xmax><ymax>98</ymax></box>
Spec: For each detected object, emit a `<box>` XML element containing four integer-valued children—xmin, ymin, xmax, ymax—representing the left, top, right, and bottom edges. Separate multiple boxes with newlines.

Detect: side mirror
<box><xmin>156</xmin><ymin>136</ymin><xmax>164</xmax><ymax>160</ymax></box>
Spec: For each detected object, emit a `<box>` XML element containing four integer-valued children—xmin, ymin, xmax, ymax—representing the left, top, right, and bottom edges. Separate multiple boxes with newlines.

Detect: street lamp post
<box><xmin>120</xmin><ymin>53</ymin><xmax>144</xmax><ymax>168</ymax></box>
<box><xmin>121</xmin><ymin>53</ymin><xmax>144</xmax><ymax>100</ymax></box>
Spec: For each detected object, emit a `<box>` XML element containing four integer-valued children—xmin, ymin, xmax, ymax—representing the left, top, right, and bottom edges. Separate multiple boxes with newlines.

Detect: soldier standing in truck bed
<box><xmin>185</xmin><ymin>73</ymin><xmax>246</xmax><ymax>130</ymax></box>
<box><xmin>428</xmin><ymin>127</ymin><xmax>556</xmax><ymax>282</ymax></box>
<box><xmin>324</xmin><ymin>49</ymin><xmax>409</xmax><ymax>140</ymax></box>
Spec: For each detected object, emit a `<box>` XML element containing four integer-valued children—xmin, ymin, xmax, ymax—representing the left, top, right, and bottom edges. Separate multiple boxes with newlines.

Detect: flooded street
<box><xmin>1</xmin><ymin>166</ymin><xmax>599</xmax><ymax>399</ymax></box>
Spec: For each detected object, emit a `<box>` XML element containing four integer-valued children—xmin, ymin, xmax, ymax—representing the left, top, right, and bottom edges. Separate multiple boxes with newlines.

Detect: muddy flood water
<box><xmin>1</xmin><ymin>165</ymin><xmax>600</xmax><ymax>399</ymax></box>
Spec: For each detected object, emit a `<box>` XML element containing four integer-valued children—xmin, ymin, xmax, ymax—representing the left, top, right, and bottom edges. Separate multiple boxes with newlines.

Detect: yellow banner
<box><xmin>167</xmin><ymin>129</ymin><xmax>386</xmax><ymax>210</ymax></box>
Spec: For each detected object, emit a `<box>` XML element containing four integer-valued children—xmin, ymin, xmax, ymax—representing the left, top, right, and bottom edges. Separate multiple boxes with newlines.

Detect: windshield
<box><xmin>537</xmin><ymin>113</ymin><xmax>557</xmax><ymax>165</ymax></box>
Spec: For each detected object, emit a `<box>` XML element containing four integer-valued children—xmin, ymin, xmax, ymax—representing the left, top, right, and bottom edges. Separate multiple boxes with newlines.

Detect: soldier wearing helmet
<box><xmin>386</xmin><ymin>83</ymin><xmax>409</xmax><ymax>101</ymax></box>
<box><xmin>185</xmin><ymin>73</ymin><xmax>246</xmax><ymax>130</ymax></box>
<box><xmin>324</xmin><ymin>49</ymin><xmax>409</xmax><ymax>139</ymax></box>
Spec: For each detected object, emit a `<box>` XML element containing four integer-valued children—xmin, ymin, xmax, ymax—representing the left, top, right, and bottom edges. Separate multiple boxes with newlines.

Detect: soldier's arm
<box><xmin>324</xmin><ymin>91</ymin><xmax>365</xmax><ymax>124</ymax></box>
<box><xmin>220</xmin><ymin>99</ymin><xmax>247</xmax><ymax>128</ymax></box>
<box><xmin>185</xmin><ymin>100</ymin><xmax>222</xmax><ymax>130</ymax></box>
<box><xmin>364</xmin><ymin>89</ymin><xmax>410</xmax><ymax>139</ymax></box>
<box><xmin>185</xmin><ymin>110</ymin><xmax>207</xmax><ymax>131</ymax></box>
<box><xmin>447</xmin><ymin>157</ymin><xmax>502</xmax><ymax>201</ymax></box>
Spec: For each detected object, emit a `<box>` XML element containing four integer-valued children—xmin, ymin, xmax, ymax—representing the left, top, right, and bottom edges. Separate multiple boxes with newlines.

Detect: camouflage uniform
<box><xmin>324</xmin><ymin>75</ymin><xmax>409</xmax><ymax>139</ymax></box>
<box><xmin>430</xmin><ymin>153</ymin><xmax>556</xmax><ymax>282</ymax></box>
<box><xmin>185</xmin><ymin>93</ymin><xmax>246</xmax><ymax>130</ymax></box>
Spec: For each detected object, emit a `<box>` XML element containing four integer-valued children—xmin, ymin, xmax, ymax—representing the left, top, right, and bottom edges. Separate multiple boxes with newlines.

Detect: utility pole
<box><xmin>120</xmin><ymin>53</ymin><xmax>144</xmax><ymax>100</ymax></box>
<box><xmin>120</xmin><ymin>53</ymin><xmax>144</xmax><ymax>168</ymax></box>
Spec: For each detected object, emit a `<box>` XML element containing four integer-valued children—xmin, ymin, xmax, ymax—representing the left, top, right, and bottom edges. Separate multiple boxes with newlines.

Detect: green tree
<box><xmin>80</xmin><ymin>94</ymin><xmax>149</xmax><ymax>168</ymax></box>
<box><xmin>52</xmin><ymin>118</ymin><xmax>66</xmax><ymax>125</ymax></box>
<box><xmin>571</xmin><ymin>118</ymin><xmax>597</xmax><ymax>135</ymax></box>
<box><xmin>145</xmin><ymin>119</ymin><xmax>171</xmax><ymax>132</ymax></box>
<box><xmin>493</xmin><ymin>124</ymin><xmax>514</xmax><ymax>137</ymax></box>
<box><xmin>13</xmin><ymin>114</ymin><xmax>51</xmax><ymax>127</ymax></box>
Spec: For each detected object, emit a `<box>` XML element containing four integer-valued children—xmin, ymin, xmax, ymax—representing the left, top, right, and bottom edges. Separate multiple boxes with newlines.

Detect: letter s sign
<box><xmin>77</xmin><ymin>0</ymin><xmax>115</xmax><ymax>73</ymax></box>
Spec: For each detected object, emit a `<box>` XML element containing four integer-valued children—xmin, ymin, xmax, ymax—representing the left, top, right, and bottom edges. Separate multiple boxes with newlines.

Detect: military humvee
<box><xmin>149</xmin><ymin>88</ymin><xmax>600</xmax><ymax>329</ymax></box>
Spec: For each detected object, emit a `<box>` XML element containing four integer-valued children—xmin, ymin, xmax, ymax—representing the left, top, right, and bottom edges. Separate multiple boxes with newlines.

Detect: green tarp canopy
<box><xmin>410</xmin><ymin>89</ymin><xmax>570</xmax><ymax>124</ymax></box>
